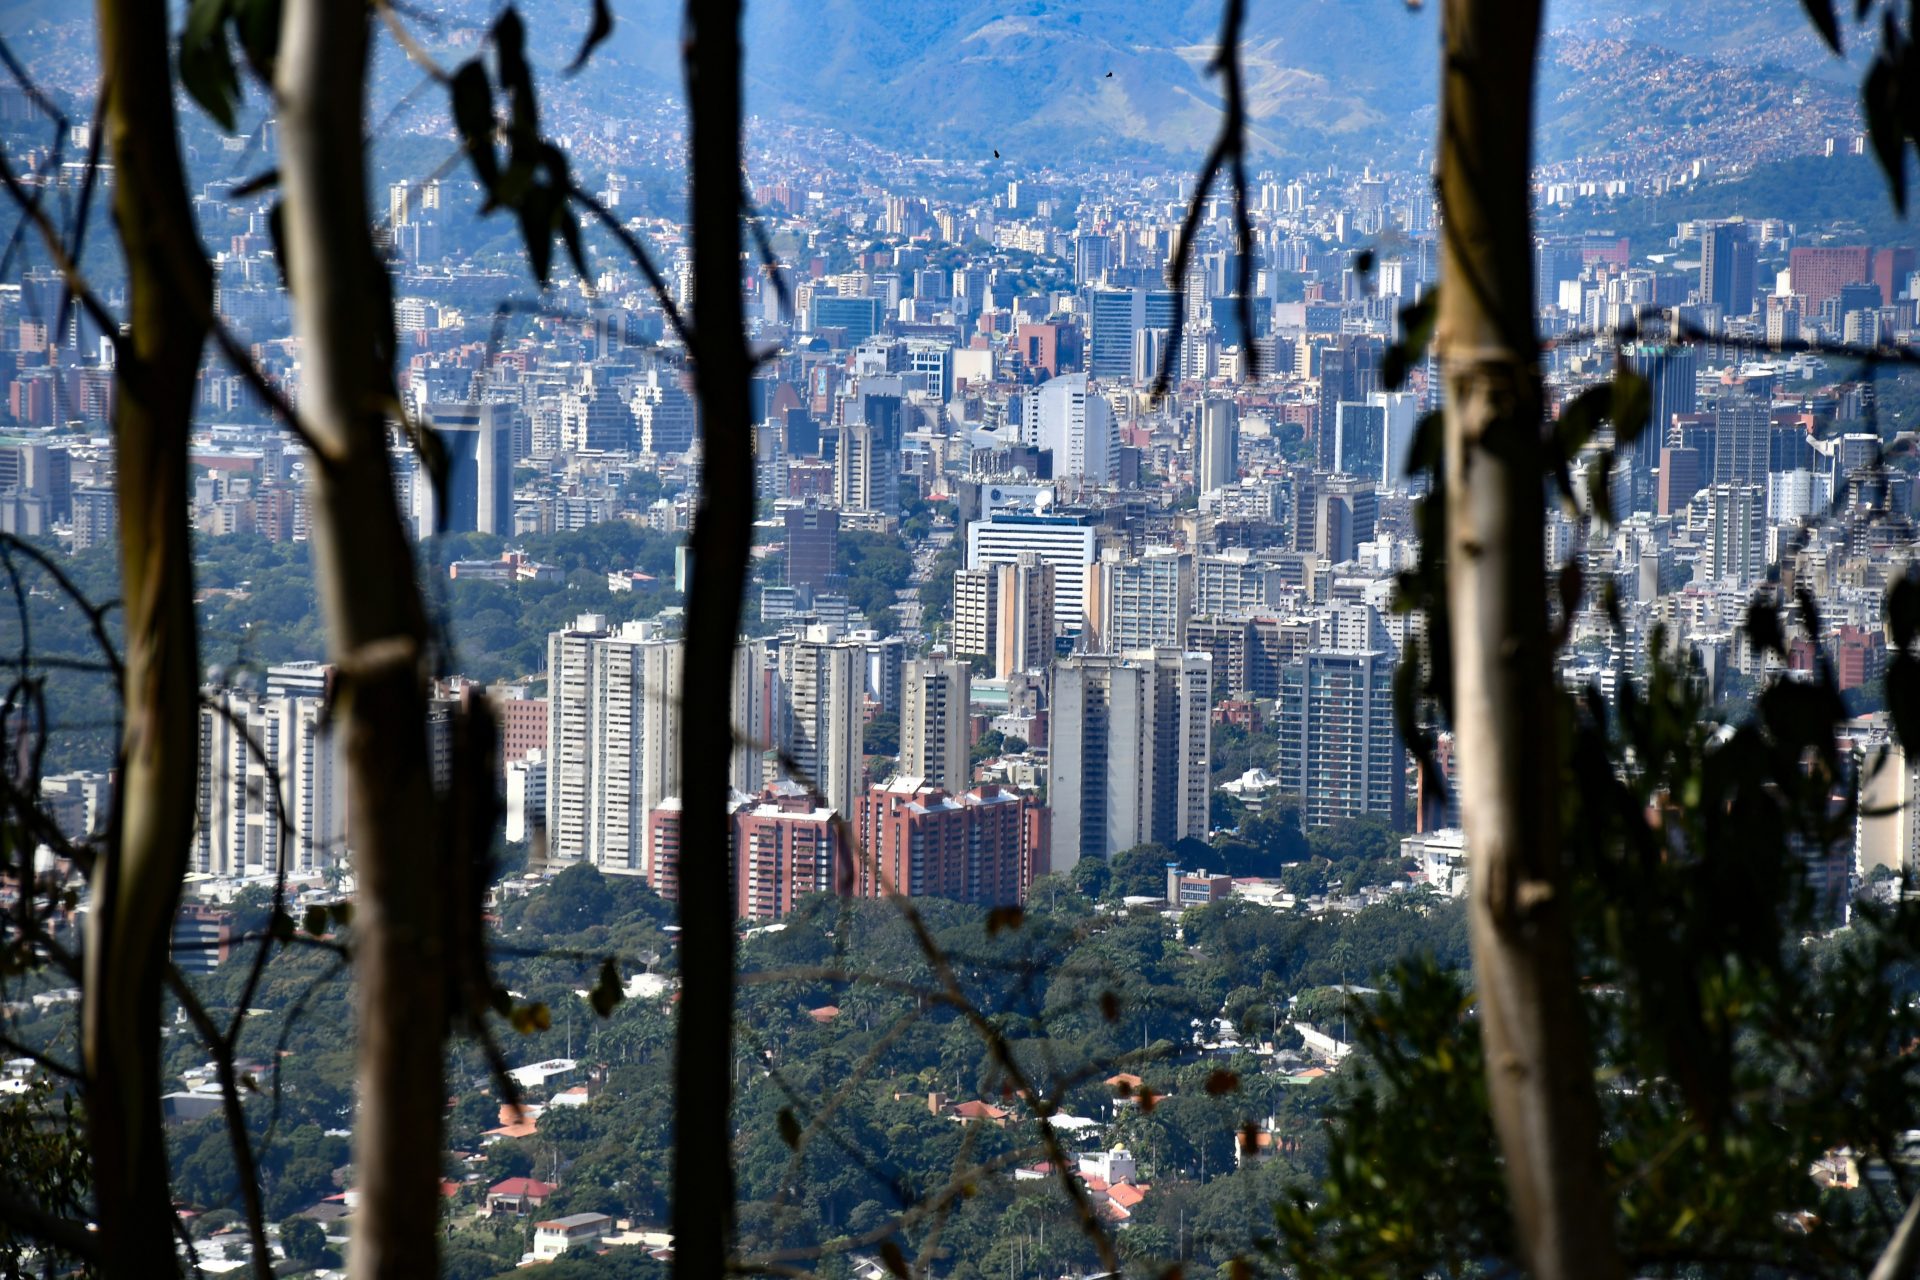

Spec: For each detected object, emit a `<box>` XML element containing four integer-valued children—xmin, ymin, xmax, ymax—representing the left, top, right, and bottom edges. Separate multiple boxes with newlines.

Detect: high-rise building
<box><xmin>809</xmin><ymin>294</ymin><xmax>883</xmax><ymax>345</ymax></box>
<box><xmin>905</xmin><ymin>338</ymin><xmax>955</xmax><ymax>402</ymax></box>
<box><xmin>632</xmin><ymin>367</ymin><xmax>698</xmax><ymax>455</ymax></box>
<box><xmin>1294</xmin><ymin>474</ymin><xmax>1378</xmax><ymax>563</ymax></box>
<box><xmin>1277</xmin><ymin>648</ymin><xmax>1404</xmax><ymax>828</ymax></box>
<box><xmin>1332</xmin><ymin>401</ymin><xmax>1386</xmax><ymax>480</ymax></box>
<box><xmin>1020</xmin><ymin>373</ymin><xmax>1118</xmax><ymax>483</ymax></box>
<box><xmin>1623</xmin><ymin>343</ymin><xmax>1699</xmax><ymax>511</ymax></box>
<box><xmin>900</xmin><ymin>658</ymin><xmax>972</xmax><ymax>794</ymax></box>
<box><xmin>1368</xmin><ymin>390</ymin><xmax>1422</xmax><ymax>489</ymax></box>
<box><xmin>1197</xmin><ymin>399</ymin><xmax>1239</xmax><ymax>495</ymax></box>
<box><xmin>69</xmin><ymin>485</ymin><xmax>115</xmax><ymax>552</ymax></box>
<box><xmin>414</xmin><ymin>402</ymin><xmax>512</xmax><ymax>538</ymax></box>
<box><xmin>1657</xmin><ymin>445</ymin><xmax>1704</xmax><ymax>516</ymax></box>
<box><xmin>861</xmin><ymin>634</ymin><xmax>908</xmax><ymax>716</ymax></box>
<box><xmin>1858</xmin><ymin>738</ymin><xmax>1920</xmax><ymax>879</ymax></box>
<box><xmin>544</xmin><ymin>615</ymin><xmax>682</xmax><ymax>876</ymax></box>
<box><xmin>1702</xmin><ymin>482</ymin><xmax>1766</xmax><ymax>587</ymax></box>
<box><xmin>1049</xmin><ymin>649</ymin><xmax>1211</xmax><ymax>868</ymax></box>
<box><xmin>1193</xmin><ymin>550</ymin><xmax>1288</xmax><ymax>619</ymax></box>
<box><xmin>559</xmin><ymin>370</ymin><xmax>636</xmax><ymax>453</ymax></box>
<box><xmin>506</xmin><ymin>749</ymin><xmax>548</xmax><ymax>844</ymax></box>
<box><xmin>1699</xmin><ymin>222</ymin><xmax>1755</xmax><ymax>322</ymax></box>
<box><xmin>496</xmin><ymin>690</ymin><xmax>548</xmax><ymax>764</ymax></box>
<box><xmin>952</xmin><ymin>567</ymin><xmax>995</xmax><ymax>667</ymax></box>
<box><xmin>967</xmin><ymin>513</ymin><xmax>1095</xmax><ymax>631</ymax></box>
<box><xmin>1088</xmin><ymin>288</ymin><xmax>1178</xmax><ymax>381</ymax></box>
<box><xmin>776</xmin><ymin>626</ymin><xmax>866</xmax><ymax>822</ymax></box>
<box><xmin>1787</xmin><ymin>245</ymin><xmax>1873</xmax><ymax>311</ymax></box>
<box><xmin>1712</xmin><ymin>395</ymin><xmax>1770</xmax><ymax>486</ymax></box>
<box><xmin>834</xmin><ymin>421</ymin><xmax>899</xmax><ymax>517</ymax></box>
<box><xmin>953</xmin><ymin>553</ymin><xmax>1056</xmax><ymax>679</ymax></box>
<box><xmin>196</xmin><ymin>689</ymin><xmax>347</xmax><ymax>877</ymax></box>
<box><xmin>784</xmin><ymin>501</ymin><xmax>840</xmax><ymax>590</ymax></box>
<box><xmin>855</xmin><ymin>780</ymin><xmax>1047</xmax><ymax>906</ymax></box>
<box><xmin>647</xmin><ymin>781</ymin><xmax>846</xmax><ymax>920</ymax></box>
<box><xmin>1087</xmin><ymin>548</ymin><xmax>1192</xmax><ymax>652</ymax></box>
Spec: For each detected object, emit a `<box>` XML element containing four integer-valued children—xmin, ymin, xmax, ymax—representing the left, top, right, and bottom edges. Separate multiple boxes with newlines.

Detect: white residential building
<box><xmin>1020</xmin><ymin>373</ymin><xmax>1118</xmax><ymax>483</ymax></box>
<box><xmin>966</xmin><ymin>513</ymin><xmax>1095</xmax><ymax>631</ymax></box>
<box><xmin>775</xmin><ymin>626</ymin><xmax>866</xmax><ymax>822</ymax></box>
<box><xmin>1050</xmin><ymin>650</ymin><xmax>1211</xmax><ymax>869</ymax></box>
<box><xmin>195</xmin><ymin>689</ymin><xmax>347</xmax><ymax>878</ymax></box>
<box><xmin>900</xmin><ymin>659</ymin><xmax>972</xmax><ymax>795</ymax></box>
<box><xmin>544</xmin><ymin>615</ymin><xmax>683</xmax><ymax>876</ymax></box>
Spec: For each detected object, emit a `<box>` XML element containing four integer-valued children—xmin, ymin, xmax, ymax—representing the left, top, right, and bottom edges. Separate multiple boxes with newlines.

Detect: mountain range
<box><xmin>588</xmin><ymin>0</ymin><xmax>1867</xmax><ymax>171</ymax></box>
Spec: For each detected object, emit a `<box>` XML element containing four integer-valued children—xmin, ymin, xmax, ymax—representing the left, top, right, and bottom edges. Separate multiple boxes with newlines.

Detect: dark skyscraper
<box><xmin>784</xmin><ymin>501</ymin><xmax>840</xmax><ymax>590</ymax></box>
<box><xmin>417</xmin><ymin>402</ymin><xmax>511</xmax><ymax>538</ymax></box>
<box><xmin>1623</xmin><ymin>343</ymin><xmax>1698</xmax><ymax>512</ymax></box>
<box><xmin>1712</xmin><ymin>394</ymin><xmax>1770</xmax><ymax>487</ymax></box>
<box><xmin>1700</xmin><ymin>222</ymin><xmax>1754</xmax><ymax>322</ymax></box>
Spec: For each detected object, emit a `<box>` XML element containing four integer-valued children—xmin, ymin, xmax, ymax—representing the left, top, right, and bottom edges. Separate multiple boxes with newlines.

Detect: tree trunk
<box><xmin>85</xmin><ymin>1</ymin><xmax>211</xmax><ymax>1271</ymax></box>
<box><xmin>275</xmin><ymin>5</ymin><xmax>444</xmax><ymax>1279</ymax></box>
<box><xmin>1435</xmin><ymin>0</ymin><xmax>1623</xmax><ymax>1276</ymax></box>
<box><xmin>673</xmin><ymin>1</ymin><xmax>753</xmax><ymax>1275</ymax></box>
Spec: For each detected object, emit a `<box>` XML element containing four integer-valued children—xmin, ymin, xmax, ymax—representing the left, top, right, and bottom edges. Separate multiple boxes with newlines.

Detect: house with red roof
<box><xmin>485</xmin><ymin>1176</ymin><xmax>556</xmax><ymax>1216</ymax></box>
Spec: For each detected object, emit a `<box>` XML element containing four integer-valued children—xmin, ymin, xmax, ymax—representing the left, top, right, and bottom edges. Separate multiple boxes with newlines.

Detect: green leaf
<box><xmin>1802</xmin><ymin>0</ymin><xmax>1842</xmax><ymax>54</ymax></box>
<box><xmin>567</xmin><ymin>0</ymin><xmax>614</xmax><ymax>74</ymax></box>
<box><xmin>1890</xmin><ymin>652</ymin><xmax>1920</xmax><ymax>753</ymax></box>
<box><xmin>877</xmin><ymin>1240</ymin><xmax>912</xmax><ymax>1279</ymax></box>
<box><xmin>1554</xmin><ymin>383</ymin><xmax>1612</xmax><ymax>461</ymax></box>
<box><xmin>776</xmin><ymin>1107</ymin><xmax>801</xmax><ymax>1149</ymax></box>
<box><xmin>509</xmin><ymin>1002</ymin><xmax>551</xmax><ymax>1034</ymax></box>
<box><xmin>268</xmin><ymin>909</ymin><xmax>296</xmax><ymax>942</ymax></box>
<box><xmin>301</xmin><ymin>904</ymin><xmax>328</xmax><ymax>936</ymax></box>
<box><xmin>179</xmin><ymin>0</ymin><xmax>241</xmax><ymax>132</ymax></box>
<box><xmin>1403</xmin><ymin>409</ymin><xmax>1443</xmax><ymax>480</ymax></box>
<box><xmin>588</xmin><ymin>957</ymin><xmax>624</xmax><ymax>1018</ymax></box>
<box><xmin>517</xmin><ymin>185</ymin><xmax>558</xmax><ymax>285</ymax></box>
<box><xmin>450</xmin><ymin>60</ymin><xmax>500</xmax><ymax>200</ymax></box>
<box><xmin>1889</xmin><ymin>573</ymin><xmax>1920</xmax><ymax>651</ymax></box>
<box><xmin>1865</xmin><ymin>52</ymin><xmax>1907</xmax><ymax>215</ymax></box>
<box><xmin>1587</xmin><ymin>452</ymin><xmax>1617</xmax><ymax>531</ymax></box>
<box><xmin>232</xmin><ymin>0</ymin><xmax>282</xmax><ymax>82</ymax></box>
<box><xmin>229</xmin><ymin>168</ymin><xmax>278</xmax><ymax>198</ymax></box>
<box><xmin>558</xmin><ymin>213</ymin><xmax>590</xmax><ymax>287</ymax></box>
<box><xmin>1611</xmin><ymin>366</ymin><xmax>1652</xmax><ymax>446</ymax></box>
<box><xmin>1382</xmin><ymin>289</ymin><xmax>1438</xmax><ymax>392</ymax></box>
<box><xmin>985</xmin><ymin>905</ymin><xmax>1024</xmax><ymax>935</ymax></box>
<box><xmin>266</xmin><ymin>200</ymin><xmax>291</xmax><ymax>293</ymax></box>
<box><xmin>1745</xmin><ymin>596</ymin><xmax>1786</xmax><ymax>658</ymax></box>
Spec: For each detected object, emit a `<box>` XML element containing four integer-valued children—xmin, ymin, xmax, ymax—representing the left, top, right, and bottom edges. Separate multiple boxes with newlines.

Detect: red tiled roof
<box><xmin>487</xmin><ymin>1177</ymin><xmax>556</xmax><ymax>1198</ymax></box>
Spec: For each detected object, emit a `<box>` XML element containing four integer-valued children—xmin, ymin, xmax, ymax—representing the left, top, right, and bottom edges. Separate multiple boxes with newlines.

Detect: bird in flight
<box><xmin>993</xmin><ymin>149</ymin><xmax>1000</xmax><ymax>158</ymax></box>
<box><xmin>1106</xmin><ymin>70</ymin><xmax>1113</xmax><ymax>77</ymax></box>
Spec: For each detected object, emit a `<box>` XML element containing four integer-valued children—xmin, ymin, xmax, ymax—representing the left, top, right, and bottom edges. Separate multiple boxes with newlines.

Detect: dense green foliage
<box><xmin>5</xmin><ymin>846</ymin><xmax>1474</xmax><ymax>1278</ymax></box>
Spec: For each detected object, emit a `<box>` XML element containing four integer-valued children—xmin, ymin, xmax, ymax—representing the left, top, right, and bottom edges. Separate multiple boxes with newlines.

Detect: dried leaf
<box><xmin>567</xmin><ymin>0</ymin><xmax>614</xmax><ymax>73</ymax></box>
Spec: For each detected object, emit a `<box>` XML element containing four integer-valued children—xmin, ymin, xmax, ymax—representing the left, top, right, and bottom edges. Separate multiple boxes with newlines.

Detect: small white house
<box><xmin>533</xmin><ymin>1212</ymin><xmax>612</xmax><ymax>1259</ymax></box>
<box><xmin>506</xmin><ymin>1058</ymin><xmax>578</xmax><ymax>1092</ymax></box>
<box><xmin>1077</xmin><ymin>1147</ymin><xmax>1138</xmax><ymax>1185</ymax></box>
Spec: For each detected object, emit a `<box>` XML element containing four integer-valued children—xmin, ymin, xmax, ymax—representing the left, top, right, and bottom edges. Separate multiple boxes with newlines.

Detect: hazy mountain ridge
<box><xmin>0</xmin><ymin>0</ymin><xmax>1870</xmax><ymax>176</ymax></box>
<box><xmin>598</xmin><ymin>0</ymin><xmax>1861</xmax><ymax>171</ymax></box>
